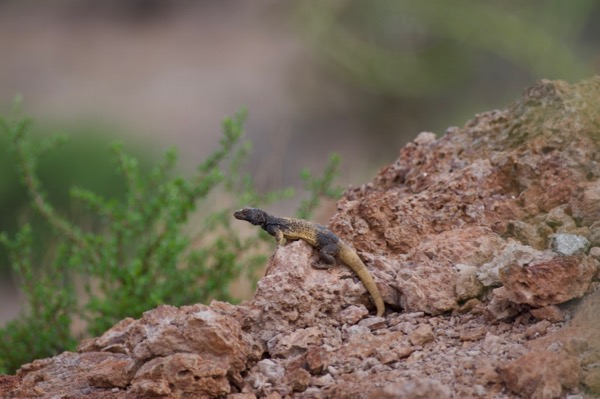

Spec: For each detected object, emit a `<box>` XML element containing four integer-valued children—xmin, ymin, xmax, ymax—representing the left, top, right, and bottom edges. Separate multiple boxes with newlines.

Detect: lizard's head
<box><xmin>233</xmin><ymin>208</ymin><xmax>268</xmax><ymax>225</ymax></box>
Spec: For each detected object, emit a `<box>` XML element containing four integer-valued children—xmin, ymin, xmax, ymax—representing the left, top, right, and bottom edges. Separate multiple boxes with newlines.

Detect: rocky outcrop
<box><xmin>2</xmin><ymin>77</ymin><xmax>600</xmax><ymax>398</ymax></box>
<box><xmin>330</xmin><ymin>78</ymin><xmax>600</xmax><ymax>318</ymax></box>
<box><xmin>2</xmin><ymin>305</ymin><xmax>263</xmax><ymax>398</ymax></box>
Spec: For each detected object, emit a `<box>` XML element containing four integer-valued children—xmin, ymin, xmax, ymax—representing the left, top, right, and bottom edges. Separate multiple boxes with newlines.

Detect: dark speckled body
<box><xmin>266</xmin><ymin>216</ymin><xmax>338</xmax><ymax>248</ymax></box>
<box><xmin>233</xmin><ymin>208</ymin><xmax>385</xmax><ymax>317</ymax></box>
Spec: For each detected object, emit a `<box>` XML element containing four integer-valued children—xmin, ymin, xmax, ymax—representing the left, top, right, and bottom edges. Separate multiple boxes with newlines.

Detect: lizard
<box><xmin>233</xmin><ymin>207</ymin><xmax>385</xmax><ymax>317</ymax></box>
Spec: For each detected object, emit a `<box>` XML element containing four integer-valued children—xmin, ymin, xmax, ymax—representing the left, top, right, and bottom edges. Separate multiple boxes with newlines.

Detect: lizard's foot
<box><xmin>312</xmin><ymin>262</ymin><xmax>333</xmax><ymax>270</ymax></box>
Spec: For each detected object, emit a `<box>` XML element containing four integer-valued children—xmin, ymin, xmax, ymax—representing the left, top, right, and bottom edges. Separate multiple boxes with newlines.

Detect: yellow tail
<box><xmin>338</xmin><ymin>244</ymin><xmax>385</xmax><ymax>317</ymax></box>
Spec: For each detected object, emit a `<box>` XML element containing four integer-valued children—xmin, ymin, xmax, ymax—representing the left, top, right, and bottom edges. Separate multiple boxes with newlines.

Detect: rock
<box><xmin>130</xmin><ymin>353</ymin><xmax>231</xmax><ymax>398</ymax></box>
<box><xmin>245</xmin><ymin>359</ymin><xmax>290</xmax><ymax>398</ymax></box>
<box><xmin>459</xmin><ymin>326</ymin><xmax>487</xmax><ymax>342</ymax></box>
<box><xmin>267</xmin><ymin>326</ymin><xmax>323</xmax><ymax>358</ymax></box>
<box><xmin>5</xmin><ymin>305</ymin><xmax>262</xmax><ymax>398</ymax></box>
<box><xmin>485</xmin><ymin>287</ymin><xmax>520</xmax><ymax>321</ymax></box>
<box><xmin>583</xmin><ymin>367</ymin><xmax>600</xmax><ymax>394</ymax></box>
<box><xmin>408</xmin><ymin>324</ymin><xmax>435</xmax><ymax>346</ymax></box>
<box><xmin>529</xmin><ymin>305</ymin><xmax>564</xmax><ymax>322</ymax></box>
<box><xmin>3</xmin><ymin>78</ymin><xmax>600</xmax><ymax>398</ymax></box>
<box><xmin>284</xmin><ymin>368</ymin><xmax>311</xmax><ymax>392</ymax></box>
<box><xmin>454</xmin><ymin>263</ymin><xmax>485</xmax><ymax>301</ymax></box>
<box><xmin>477</xmin><ymin>242</ymin><xmax>554</xmax><ymax>287</ymax></box>
<box><xmin>337</xmin><ymin>305</ymin><xmax>368</xmax><ymax>324</ymax></box>
<box><xmin>500</xmin><ymin>255</ymin><xmax>597</xmax><ymax>307</ymax></box>
<box><xmin>255</xmin><ymin>359</ymin><xmax>284</xmax><ymax>383</ymax></box>
<box><xmin>250</xmin><ymin>239</ymin><xmax>378</xmax><ymax>333</ymax></box>
<box><xmin>391</xmin><ymin>226</ymin><xmax>505</xmax><ymax>314</ymax></box>
<box><xmin>373</xmin><ymin>378</ymin><xmax>452</xmax><ymax>399</ymax></box>
<box><xmin>473</xmin><ymin>358</ymin><xmax>501</xmax><ymax>385</ymax></box>
<box><xmin>544</xmin><ymin>206</ymin><xmax>577</xmax><ymax>232</ymax></box>
<box><xmin>228</xmin><ymin>394</ymin><xmax>257</xmax><ymax>399</ymax></box>
<box><xmin>589</xmin><ymin>246</ymin><xmax>600</xmax><ymax>259</ymax></box>
<box><xmin>311</xmin><ymin>373</ymin><xmax>334</xmax><ymax>387</ymax></box>
<box><xmin>524</xmin><ymin>320</ymin><xmax>552</xmax><ymax>339</ymax></box>
<box><xmin>88</xmin><ymin>356</ymin><xmax>137</xmax><ymax>388</ymax></box>
<box><xmin>550</xmin><ymin>234</ymin><xmax>590</xmax><ymax>255</ymax></box>
<box><xmin>501</xmin><ymin>348</ymin><xmax>580</xmax><ymax>399</ymax></box>
<box><xmin>0</xmin><ymin>375</ymin><xmax>19</xmax><ymax>399</ymax></box>
<box><xmin>306</xmin><ymin>347</ymin><xmax>328</xmax><ymax>374</ymax></box>
<box><xmin>8</xmin><ymin>352</ymin><xmax>129</xmax><ymax>398</ymax></box>
<box><xmin>357</xmin><ymin>316</ymin><xmax>387</xmax><ymax>330</ymax></box>
<box><xmin>573</xmin><ymin>180</ymin><xmax>600</xmax><ymax>223</ymax></box>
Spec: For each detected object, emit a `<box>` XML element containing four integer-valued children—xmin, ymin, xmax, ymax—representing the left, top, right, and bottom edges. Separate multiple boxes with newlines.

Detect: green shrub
<box><xmin>0</xmin><ymin>104</ymin><xmax>342</xmax><ymax>373</ymax></box>
<box><xmin>0</xmin><ymin>118</ymin><xmax>154</xmax><ymax>277</ymax></box>
<box><xmin>0</xmin><ymin>224</ymin><xmax>76</xmax><ymax>374</ymax></box>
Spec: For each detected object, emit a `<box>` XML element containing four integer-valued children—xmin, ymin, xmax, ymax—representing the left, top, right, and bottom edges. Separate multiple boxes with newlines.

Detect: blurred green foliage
<box><xmin>296</xmin><ymin>0</ymin><xmax>594</xmax><ymax>97</ymax></box>
<box><xmin>296</xmin><ymin>153</ymin><xmax>343</xmax><ymax>220</ymax></box>
<box><xmin>0</xmin><ymin>119</ymin><xmax>153</xmax><ymax>277</ymax></box>
<box><xmin>0</xmin><ymin>104</ymin><xmax>342</xmax><ymax>374</ymax></box>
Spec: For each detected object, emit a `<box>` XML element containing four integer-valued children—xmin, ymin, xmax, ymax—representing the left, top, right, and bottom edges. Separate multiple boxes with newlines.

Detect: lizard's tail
<box><xmin>338</xmin><ymin>244</ymin><xmax>385</xmax><ymax>317</ymax></box>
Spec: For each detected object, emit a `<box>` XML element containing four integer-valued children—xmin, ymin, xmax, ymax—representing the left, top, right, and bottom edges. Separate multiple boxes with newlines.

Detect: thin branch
<box><xmin>13</xmin><ymin>133</ymin><xmax>102</xmax><ymax>265</ymax></box>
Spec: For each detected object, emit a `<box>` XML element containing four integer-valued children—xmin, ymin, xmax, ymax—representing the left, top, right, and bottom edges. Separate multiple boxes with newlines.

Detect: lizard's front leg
<box><xmin>274</xmin><ymin>229</ymin><xmax>286</xmax><ymax>247</ymax></box>
<box><xmin>264</xmin><ymin>228</ymin><xmax>286</xmax><ymax>277</ymax></box>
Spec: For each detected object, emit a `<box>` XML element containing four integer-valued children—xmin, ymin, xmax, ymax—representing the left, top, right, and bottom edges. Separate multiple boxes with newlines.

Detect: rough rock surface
<box><xmin>2</xmin><ymin>77</ymin><xmax>600</xmax><ymax>398</ymax></box>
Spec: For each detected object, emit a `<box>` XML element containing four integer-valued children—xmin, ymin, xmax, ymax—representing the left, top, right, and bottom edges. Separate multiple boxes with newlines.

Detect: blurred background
<box><xmin>0</xmin><ymin>0</ymin><xmax>598</xmax><ymax>325</ymax></box>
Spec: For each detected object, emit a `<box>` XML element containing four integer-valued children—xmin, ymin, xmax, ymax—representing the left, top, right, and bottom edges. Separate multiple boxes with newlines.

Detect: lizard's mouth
<box><xmin>233</xmin><ymin>209</ymin><xmax>249</xmax><ymax>220</ymax></box>
<box><xmin>233</xmin><ymin>208</ymin><xmax>267</xmax><ymax>225</ymax></box>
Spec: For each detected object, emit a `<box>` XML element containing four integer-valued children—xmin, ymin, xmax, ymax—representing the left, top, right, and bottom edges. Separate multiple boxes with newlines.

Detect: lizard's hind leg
<box><xmin>313</xmin><ymin>243</ymin><xmax>339</xmax><ymax>269</ymax></box>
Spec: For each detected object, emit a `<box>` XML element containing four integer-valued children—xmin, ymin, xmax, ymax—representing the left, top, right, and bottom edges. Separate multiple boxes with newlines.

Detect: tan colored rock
<box><xmin>589</xmin><ymin>245</ymin><xmax>600</xmax><ymax>259</ymax></box>
<box><xmin>408</xmin><ymin>324</ymin><xmax>435</xmax><ymax>346</ymax></box>
<box><xmin>264</xmin><ymin>392</ymin><xmax>283</xmax><ymax>399</ymax></box>
<box><xmin>130</xmin><ymin>353</ymin><xmax>231</xmax><ymax>398</ymax></box>
<box><xmin>250</xmin><ymin>240</ymin><xmax>379</xmax><ymax>334</ymax></box>
<box><xmin>391</xmin><ymin>345</ymin><xmax>415</xmax><ymax>360</ymax></box>
<box><xmin>8</xmin><ymin>352</ymin><xmax>129</xmax><ymax>398</ymax></box>
<box><xmin>4</xmin><ymin>305</ymin><xmax>262</xmax><ymax>398</ymax></box>
<box><xmin>459</xmin><ymin>326</ymin><xmax>487</xmax><ymax>342</ymax></box>
<box><xmin>284</xmin><ymin>367</ymin><xmax>311</xmax><ymax>392</ymax></box>
<box><xmin>573</xmin><ymin>180</ymin><xmax>600</xmax><ymax>222</ymax></box>
<box><xmin>529</xmin><ymin>305</ymin><xmax>564</xmax><ymax>322</ymax></box>
<box><xmin>88</xmin><ymin>356</ymin><xmax>136</xmax><ymax>388</ymax></box>
<box><xmin>228</xmin><ymin>393</ymin><xmax>257</xmax><ymax>399</ymax></box>
<box><xmin>454</xmin><ymin>263</ymin><xmax>485</xmax><ymax>301</ymax></box>
<box><xmin>544</xmin><ymin>205</ymin><xmax>577</xmax><ymax>231</ymax></box>
<box><xmin>477</xmin><ymin>241</ymin><xmax>554</xmax><ymax>287</ymax></box>
<box><xmin>524</xmin><ymin>320</ymin><xmax>552</xmax><ymax>339</ymax></box>
<box><xmin>583</xmin><ymin>367</ymin><xmax>600</xmax><ymax>394</ymax></box>
<box><xmin>337</xmin><ymin>305</ymin><xmax>368</xmax><ymax>324</ymax></box>
<box><xmin>357</xmin><ymin>315</ymin><xmax>386</xmax><ymax>330</ymax></box>
<box><xmin>473</xmin><ymin>358</ymin><xmax>501</xmax><ymax>385</ymax></box>
<box><xmin>500</xmin><ymin>348</ymin><xmax>580</xmax><ymax>399</ymax></box>
<box><xmin>485</xmin><ymin>287</ymin><xmax>521</xmax><ymax>321</ymax></box>
<box><xmin>376</xmin><ymin>226</ymin><xmax>505</xmax><ymax>314</ymax></box>
<box><xmin>78</xmin><ymin>317</ymin><xmax>136</xmax><ymax>354</ymax></box>
<box><xmin>267</xmin><ymin>326</ymin><xmax>323</xmax><ymax>358</ymax></box>
<box><xmin>374</xmin><ymin>378</ymin><xmax>452</xmax><ymax>399</ymax></box>
<box><xmin>500</xmin><ymin>255</ymin><xmax>597</xmax><ymax>307</ymax></box>
<box><xmin>306</xmin><ymin>347</ymin><xmax>327</xmax><ymax>374</ymax></box>
<box><xmin>311</xmin><ymin>373</ymin><xmax>334</xmax><ymax>388</ymax></box>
